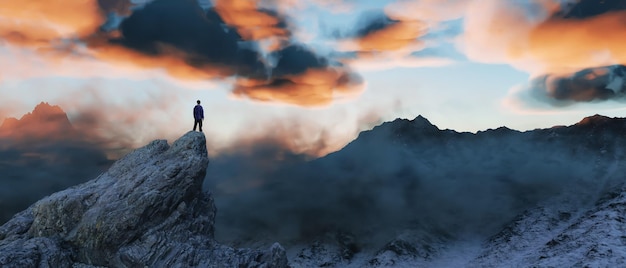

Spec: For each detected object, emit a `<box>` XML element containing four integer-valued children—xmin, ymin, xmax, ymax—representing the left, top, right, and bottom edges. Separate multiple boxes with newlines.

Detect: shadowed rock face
<box><xmin>0</xmin><ymin>131</ymin><xmax>288</xmax><ymax>267</ymax></box>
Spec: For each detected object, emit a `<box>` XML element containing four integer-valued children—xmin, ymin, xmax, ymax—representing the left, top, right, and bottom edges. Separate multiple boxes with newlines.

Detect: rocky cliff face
<box><xmin>0</xmin><ymin>131</ymin><xmax>287</xmax><ymax>268</ymax></box>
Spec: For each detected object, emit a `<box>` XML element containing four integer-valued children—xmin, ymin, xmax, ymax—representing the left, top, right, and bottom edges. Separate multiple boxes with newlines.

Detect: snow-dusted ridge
<box><xmin>212</xmin><ymin>114</ymin><xmax>626</xmax><ymax>267</ymax></box>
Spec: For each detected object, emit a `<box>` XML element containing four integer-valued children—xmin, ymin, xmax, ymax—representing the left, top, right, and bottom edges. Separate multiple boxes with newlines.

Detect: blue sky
<box><xmin>1</xmin><ymin>0</ymin><xmax>625</xmax><ymax>155</ymax></box>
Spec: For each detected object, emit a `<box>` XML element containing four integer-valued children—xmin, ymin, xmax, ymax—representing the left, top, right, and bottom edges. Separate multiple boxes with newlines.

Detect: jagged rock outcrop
<box><xmin>0</xmin><ymin>131</ymin><xmax>288</xmax><ymax>267</ymax></box>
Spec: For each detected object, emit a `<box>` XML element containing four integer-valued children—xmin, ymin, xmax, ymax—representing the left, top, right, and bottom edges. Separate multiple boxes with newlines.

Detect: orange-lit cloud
<box><xmin>84</xmin><ymin>37</ymin><xmax>235</xmax><ymax>81</ymax></box>
<box><xmin>460</xmin><ymin>0</ymin><xmax>626</xmax><ymax>74</ymax></box>
<box><xmin>213</xmin><ymin>0</ymin><xmax>290</xmax><ymax>45</ymax></box>
<box><xmin>232</xmin><ymin>67</ymin><xmax>364</xmax><ymax>107</ymax></box>
<box><xmin>457</xmin><ymin>0</ymin><xmax>626</xmax><ymax>108</ymax></box>
<box><xmin>0</xmin><ymin>0</ymin><xmax>369</xmax><ymax>109</ymax></box>
<box><xmin>354</xmin><ymin>20</ymin><xmax>426</xmax><ymax>52</ymax></box>
<box><xmin>527</xmin><ymin>12</ymin><xmax>626</xmax><ymax>73</ymax></box>
<box><xmin>338</xmin><ymin>8</ymin><xmax>427</xmax><ymax>54</ymax></box>
<box><xmin>334</xmin><ymin>1</ymin><xmax>465</xmax><ymax>71</ymax></box>
<box><xmin>0</xmin><ymin>0</ymin><xmax>104</xmax><ymax>46</ymax></box>
<box><xmin>341</xmin><ymin>0</ymin><xmax>466</xmax><ymax>54</ymax></box>
<box><xmin>385</xmin><ymin>0</ymin><xmax>468</xmax><ymax>23</ymax></box>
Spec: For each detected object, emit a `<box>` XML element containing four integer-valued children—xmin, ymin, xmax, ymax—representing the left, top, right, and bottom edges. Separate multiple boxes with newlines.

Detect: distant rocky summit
<box><xmin>0</xmin><ymin>102</ymin><xmax>76</xmax><ymax>140</ymax></box>
<box><xmin>0</xmin><ymin>102</ymin><xmax>111</xmax><ymax>225</ymax></box>
<box><xmin>0</xmin><ymin>131</ymin><xmax>287</xmax><ymax>267</ymax></box>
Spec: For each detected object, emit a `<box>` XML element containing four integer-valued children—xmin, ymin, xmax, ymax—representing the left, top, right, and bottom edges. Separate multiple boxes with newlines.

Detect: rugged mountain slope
<box><xmin>470</xmin><ymin>185</ymin><xmax>626</xmax><ymax>267</ymax></box>
<box><xmin>0</xmin><ymin>131</ymin><xmax>287</xmax><ymax>267</ymax></box>
<box><xmin>210</xmin><ymin>114</ymin><xmax>626</xmax><ymax>267</ymax></box>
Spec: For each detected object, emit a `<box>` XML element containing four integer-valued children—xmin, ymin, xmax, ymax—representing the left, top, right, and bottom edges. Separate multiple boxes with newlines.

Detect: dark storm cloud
<box><xmin>1</xmin><ymin>0</ymin><xmax>365</xmax><ymax>107</ymax></box>
<box><xmin>0</xmin><ymin>103</ymin><xmax>112</xmax><ymax>224</ymax></box>
<box><xmin>554</xmin><ymin>0</ymin><xmax>626</xmax><ymax>19</ymax></box>
<box><xmin>111</xmin><ymin>0</ymin><xmax>266</xmax><ymax>77</ymax></box>
<box><xmin>272</xmin><ymin>45</ymin><xmax>328</xmax><ymax>75</ymax></box>
<box><xmin>89</xmin><ymin>0</ymin><xmax>364</xmax><ymax>106</ymax></box>
<box><xmin>529</xmin><ymin>66</ymin><xmax>626</xmax><ymax>105</ymax></box>
<box><xmin>231</xmin><ymin>44</ymin><xmax>364</xmax><ymax>107</ymax></box>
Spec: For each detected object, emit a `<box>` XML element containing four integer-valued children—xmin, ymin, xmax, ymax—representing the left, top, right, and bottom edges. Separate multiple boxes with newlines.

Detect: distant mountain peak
<box><xmin>0</xmin><ymin>102</ymin><xmax>75</xmax><ymax>139</ymax></box>
<box><xmin>0</xmin><ymin>117</ymin><xmax>18</xmax><ymax>130</ymax></box>
<box><xmin>411</xmin><ymin>115</ymin><xmax>434</xmax><ymax>126</ymax></box>
<box><xmin>354</xmin><ymin>115</ymin><xmax>441</xmax><ymax>144</ymax></box>
<box><xmin>576</xmin><ymin>114</ymin><xmax>612</xmax><ymax>126</ymax></box>
<box><xmin>31</xmin><ymin>102</ymin><xmax>65</xmax><ymax>117</ymax></box>
<box><xmin>388</xmin><ymin>115</ymin><xmax>437</xmax><ymax>129</ymax></box>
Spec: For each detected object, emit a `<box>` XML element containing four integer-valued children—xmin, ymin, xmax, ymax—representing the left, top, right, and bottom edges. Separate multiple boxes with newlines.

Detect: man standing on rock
<box><xmin>193</xmin><ymin>100</ymin><xmax>204</xmax><ymax>132</ymax></box>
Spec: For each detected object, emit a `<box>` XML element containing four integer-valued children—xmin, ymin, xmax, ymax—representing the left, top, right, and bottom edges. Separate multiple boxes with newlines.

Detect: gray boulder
<box><xmin>0</xmin><ymin>131</ymin><xmax>288</xmax><ymax>268</ymax></box>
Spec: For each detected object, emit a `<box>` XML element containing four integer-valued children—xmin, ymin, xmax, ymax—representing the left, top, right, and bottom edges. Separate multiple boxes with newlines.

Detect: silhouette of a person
<box><xmin>193</xmin><ymin>100</ymin><xmax>204</xmax><ymax>132</ymax></box>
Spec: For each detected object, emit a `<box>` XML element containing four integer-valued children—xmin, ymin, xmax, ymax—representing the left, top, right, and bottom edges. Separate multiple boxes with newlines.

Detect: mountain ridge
<box><xmin>210</xmin><ymin>112</ymin><xmax>626</xmax><ymax>267</ymax></box>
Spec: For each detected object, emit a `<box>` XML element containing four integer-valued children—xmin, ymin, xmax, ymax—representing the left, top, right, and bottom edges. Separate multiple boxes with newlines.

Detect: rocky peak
<box><xmin>384</xmin><ymin>115</ymin><xmax>441</xmax><ymax>142</ymax></box>
<box><xmin>0</xmin><ymin>102</ymin><xmax>75</xmax><ymax>139</ymax></box>
<box><xmin>0</xmin><ymin>131</ymin><xmax>288</xmax><ymax>267</ymax></box>
<box><xmin>0</xmin><ymin>117</ymin><xmax>18</xmax><ymax>129</ymax></box>
<box><xmin>411</xmin><ymin>115</ymin><xmax>437</xmax><ymax>129</ymax></box>
<box><xmin>14</xmin><ymin>102</ymin><xmax>69</xmax><ymax>126</ymax></box>
<box><xmin>576</xmin><ymin>114</ymin><xmax>613</xmax><ymax>126</ymax></box>
<box><xmin>569</xmin><ymin>114</ymin><xmax>626</xmax><ymax>140</ymax></box>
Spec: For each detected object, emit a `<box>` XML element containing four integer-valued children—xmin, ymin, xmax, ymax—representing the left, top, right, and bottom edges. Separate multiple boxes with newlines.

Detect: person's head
<box><xmin>196</xmin><ymin>100</ymin><xmax>201</xmax><ymax>104</ymax></box>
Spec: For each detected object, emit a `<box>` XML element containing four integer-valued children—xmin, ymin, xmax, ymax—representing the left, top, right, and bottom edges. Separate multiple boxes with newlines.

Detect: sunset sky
<box><xmin>1</xmin><ymin>0</ymin><xmax>626</xmax><ymax>156</ymax></box>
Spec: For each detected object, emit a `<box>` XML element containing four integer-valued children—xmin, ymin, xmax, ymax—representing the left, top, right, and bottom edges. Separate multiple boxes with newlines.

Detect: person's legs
<box><xmin>199</xmin><ymin>119</ymin><xmax>203</xmax><ymax>132</ymax></box>
<box><xmin>193</xmin><ymin>119</ymin><xmax>199</xmax><ymax>131</ymax></box>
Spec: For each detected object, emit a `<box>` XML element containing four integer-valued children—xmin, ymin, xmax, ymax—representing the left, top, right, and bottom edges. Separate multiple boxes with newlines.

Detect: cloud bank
<box><xmin>455</xmin><ymin>0</ymin><xmax>626</xmax><ymax>107</ymax></box>
<box><xmin>3</xmin><ymin>0</ymin><xmax>626</xmax><ymax>109</ymax></box>
<box><xmin>1</xmin><ymin>0</ymin><xmax>366</xmax><ymax>107</ymax></box>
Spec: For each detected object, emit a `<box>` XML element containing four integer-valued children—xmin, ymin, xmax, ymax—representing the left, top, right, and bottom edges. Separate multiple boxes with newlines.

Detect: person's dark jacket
<box><xmin>193</xmin><ymin>105</ymin><xmax>204</xmax><ymax>120</ymax></box>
